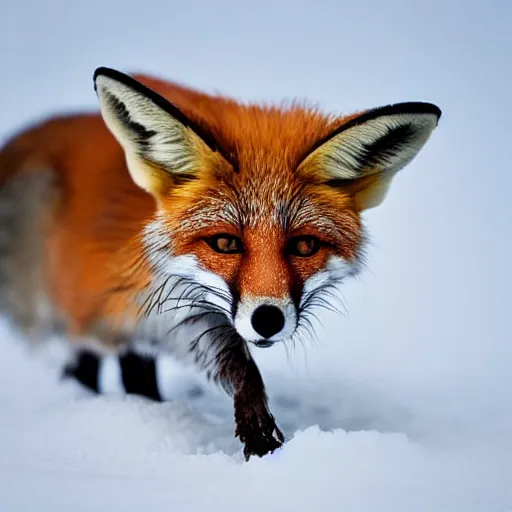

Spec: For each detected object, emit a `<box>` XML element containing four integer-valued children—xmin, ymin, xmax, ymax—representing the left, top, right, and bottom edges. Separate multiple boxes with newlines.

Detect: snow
<box><xmin>0</xmin><ymin>316</ymin><xmax>510</xmax><ymax>511</ymax></box>
<box><xmin>1</xmin><ymin>0</ymin><xmax>511</xmax><ymax>509</ymax></box>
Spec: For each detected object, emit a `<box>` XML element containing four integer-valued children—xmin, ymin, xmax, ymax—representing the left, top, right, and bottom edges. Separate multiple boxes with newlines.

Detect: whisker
<box><xmin>201</xmin><ymin>326</ymin><xmax>234</xmax><ymax>370</ymax></box>
<box><xmin>189</xmin><ymin>324</ymin><xmax>229</xmax><ymax>364</ymax></box>
<box><xmin>164</xmin><ymin>310</ymin><xmax>225</xmax><ymax>338</ymax></box>
<box><xmin>293</xmin><ymin>275</ymin><xmax>348</xmax><ymax>351</ymax></box>
<box><xmin>159</xmin><ymin>300</ymin><xmax>231</xmax><ymax>316</ymax></box>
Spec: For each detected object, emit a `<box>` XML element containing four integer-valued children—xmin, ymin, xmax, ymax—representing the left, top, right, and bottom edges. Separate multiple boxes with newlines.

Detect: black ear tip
<box><xmin>432</xmin><ymin>104</ymin><xmax>442</xmax><ymax>118</ymax></box>
<box><xmin>94</xmin><ymin>66</ymin><xmax>114</xmax><ymax>82</ymax></box>
<box><xmin>419</xmin><ymin>102</ymin><xmax>442</xmax><ymax>120</ymax></box>
<box><xmin>93</xmin><ymin>66</ymin><xmax>133</xmax><ymax>87</ymax></box>
<box><xmin>93</xmin><ymin>67</ymin><xmax>105</xmax><ymax>92</ymax></box>
<box><xmin>387</xmin><ymin>101</ymin><xmax>442</xmax><ymax>121</ymax></box>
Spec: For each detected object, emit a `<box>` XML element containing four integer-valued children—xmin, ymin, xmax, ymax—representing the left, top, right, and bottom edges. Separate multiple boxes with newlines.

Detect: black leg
<box><xmin>64</xmin><ymin>349</ymin><xmax>162</xmax><ymax>401</ymax></box>
<box><xmin>63</xmin><ymin>350</ymin><xmax>100</xmax><ymax>393</ymax></box>
<box><xmin>119</xmin><ymin>351</ymin><xmax>162</xmax><ymax>401</ymax></box>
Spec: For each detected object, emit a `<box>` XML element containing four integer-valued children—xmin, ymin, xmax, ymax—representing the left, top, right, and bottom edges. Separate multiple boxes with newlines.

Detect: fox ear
<box><xmin>94</xmin><ymin>67</ymin><xmax>221</xmax><ymax>198</ymax></box>
<box><xmin>299</xmin><ymin>103</ymin><xmax>441</xmax><ymax>210</ymax></box>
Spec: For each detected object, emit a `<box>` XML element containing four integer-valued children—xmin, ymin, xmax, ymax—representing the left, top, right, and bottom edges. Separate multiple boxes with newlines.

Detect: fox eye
<box><xmin>287</xmin><ymin>236</ymin><xmax>321</xmax><ymax>257</ymax></box>
<box><xmin>206</xmin><ymin>234</ymin><xmax>244</xmax><ymax>254</ymax></box>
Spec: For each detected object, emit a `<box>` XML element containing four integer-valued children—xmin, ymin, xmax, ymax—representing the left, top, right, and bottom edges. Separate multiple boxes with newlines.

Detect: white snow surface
<box><xmin>1</xmin><ymin>0</ymin><xmax>512</xmax><ymax>509</ymax></box>
<box><xmin>0</xmin><ymin>316</ymin><xmax>510</xmax><ymax>512</ymax></box>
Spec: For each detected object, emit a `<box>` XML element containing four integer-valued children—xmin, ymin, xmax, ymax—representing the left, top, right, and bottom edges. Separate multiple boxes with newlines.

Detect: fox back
<box><xmin>0</xmin><ymin>68</ymin><xmax>441</xmax><ymax>458</ymax></box>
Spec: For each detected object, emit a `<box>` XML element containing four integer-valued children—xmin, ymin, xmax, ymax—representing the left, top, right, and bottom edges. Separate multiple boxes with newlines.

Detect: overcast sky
<box><xmin>1</xmin><ymin>0</ymin><xmax>510</xmax><ymax>422</ymax></box>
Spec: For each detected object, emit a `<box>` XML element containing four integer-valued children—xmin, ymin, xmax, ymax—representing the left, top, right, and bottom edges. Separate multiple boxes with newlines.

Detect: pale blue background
<box><xmin>1</xmin><ymin>0</ymin><xmax>510</xmax><ymax>424</ymax></box>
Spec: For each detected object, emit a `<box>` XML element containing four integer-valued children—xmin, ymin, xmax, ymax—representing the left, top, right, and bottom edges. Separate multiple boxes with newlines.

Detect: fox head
<box><xmin>94</xmin><ymin>67</ymin><xmax>441</xmax><ymax>348</ymax></box>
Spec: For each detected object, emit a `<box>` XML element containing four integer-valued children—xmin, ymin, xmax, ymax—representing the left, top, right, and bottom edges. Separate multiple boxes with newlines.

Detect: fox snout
<box><xmin>252</xmin><ymin>305</ymin><xmax>284</xmax><ymax>339</ymax></box>
<box><xmin>234</xmin><ymin>297</ymin><xmax>297</xmax><ymax>346</ymax></box>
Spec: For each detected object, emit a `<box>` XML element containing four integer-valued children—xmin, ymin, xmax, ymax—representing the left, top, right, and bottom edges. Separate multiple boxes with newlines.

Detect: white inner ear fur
<box><xmin>95</xmin><ymin>74</ymin><xmax>199</xmax><ymax>192</ymax></box>
<box><xmin>315</xmin><ymin>112</ymin><xmax>439</xmax><ymax>180</ymax></box>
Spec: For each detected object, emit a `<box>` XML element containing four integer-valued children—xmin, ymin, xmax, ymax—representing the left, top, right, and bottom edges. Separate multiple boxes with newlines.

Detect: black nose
<box><xmin>251</xmin><ymin>305</ymin><xmax>285</xmax><ymax>339</ymax></box>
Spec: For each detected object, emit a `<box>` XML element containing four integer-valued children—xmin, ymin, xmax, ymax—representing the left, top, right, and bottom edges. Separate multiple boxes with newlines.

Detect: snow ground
<box><xmin>0</xmin><ymin>316</ymin><xmax>510</xmax><ymax>512</ymax></box>
<box><xmin>1</xmin><ymin>1</ymin><xmax>511</xmax><ymax>509</ymax></box>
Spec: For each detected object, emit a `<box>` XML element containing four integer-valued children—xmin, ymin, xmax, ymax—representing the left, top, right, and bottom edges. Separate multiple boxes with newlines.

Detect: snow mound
<box><xmin>0</xmin><ymin>320</ymin><xmax>510</xmax><ymax>511</ymax></box>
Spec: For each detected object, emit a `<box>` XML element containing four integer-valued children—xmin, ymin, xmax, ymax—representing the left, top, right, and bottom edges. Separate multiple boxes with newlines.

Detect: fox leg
<box><xmin>65</xmin><ymin>335</ymin><xmax>284</xmax><ymax>459</ymax></box>
<box><xmin>210</xmin><ymin>340</ymin><xmax>284</xmax><ymax>460</ymax></box>
<box><xmin>64</xmin><ymin>348</ymin><xmax>162</xmax><ymax>401</ymax></box>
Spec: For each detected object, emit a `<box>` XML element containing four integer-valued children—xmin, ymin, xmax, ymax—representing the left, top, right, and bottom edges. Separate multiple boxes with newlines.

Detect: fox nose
<box><xmin>251</xmin><ymin>305</ymin><xmax>285</xmax><ymax>339</ymax></box>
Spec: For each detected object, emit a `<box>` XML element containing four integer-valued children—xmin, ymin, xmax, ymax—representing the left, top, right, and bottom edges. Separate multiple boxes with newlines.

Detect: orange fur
<box><xmin>0</xmin><ymin>74</ymin><xmax>377</xmax><ymax>343</ymax></box>
<box><xmin>0</xmin><ymin>72</ymin><xmax>441</xmax><ymax>460</ymax></box>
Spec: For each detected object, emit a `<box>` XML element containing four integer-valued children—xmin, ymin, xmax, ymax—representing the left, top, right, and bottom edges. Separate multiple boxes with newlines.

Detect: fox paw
<box><xmin>234</xmin><ymin>397</ymin><xmax>284</xmax><ymax>460</ymax></box>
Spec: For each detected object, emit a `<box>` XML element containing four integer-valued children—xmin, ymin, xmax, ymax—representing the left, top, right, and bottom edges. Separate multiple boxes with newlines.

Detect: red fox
<box><xmin>0</xmin><ymin>67</ymin><xmax>441</xmax><ymax>458</ymax></box>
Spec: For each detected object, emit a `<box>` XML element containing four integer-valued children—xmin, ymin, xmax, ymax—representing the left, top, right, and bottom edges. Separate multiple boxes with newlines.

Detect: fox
<box><xmin>0</xmin><ymin>67</ymin><xmax>441</xmax><ymax>459</ymax></box>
